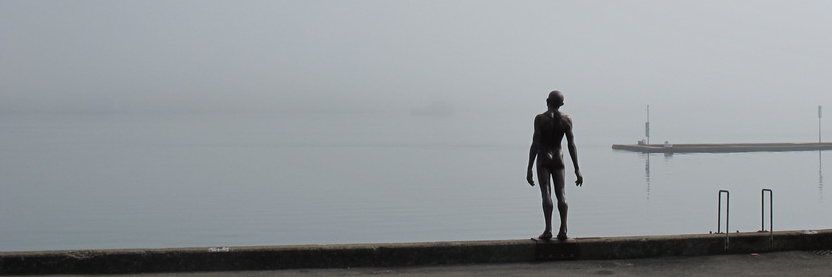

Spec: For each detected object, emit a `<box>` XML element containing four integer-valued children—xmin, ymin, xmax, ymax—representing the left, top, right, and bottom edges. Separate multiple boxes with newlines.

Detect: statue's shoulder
<box><xmin>559</xmin><ymin>113</ymin><xmax>573</xmax><ymax>128</ymax></box>
<box><xmin>534</xmin><ymin>112</ymin><xmax>548</xmax><ymax>122</ymax></box>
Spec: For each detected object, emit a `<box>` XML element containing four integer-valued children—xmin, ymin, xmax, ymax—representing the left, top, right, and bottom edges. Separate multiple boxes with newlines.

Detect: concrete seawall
<box><xmin>2</xmin><ymin>229</ymin><xmax>831</xmax><ymax>275</ymax></box>
<box><xmin>612</xmin><ymin>142</ymin><xmax>832</xmax><ymax>153</ymax></box>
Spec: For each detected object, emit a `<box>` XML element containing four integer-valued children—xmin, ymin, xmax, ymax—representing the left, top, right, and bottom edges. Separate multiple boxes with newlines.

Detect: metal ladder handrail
<box><xmin>760</xmin><ymin>189</ymin><xmax>773</xmax><ymax>243</ymax></box>
<box><xmin>717</xmin><ymin>190</ymin><xmax>730</xmax><ymax>249</ymax></box>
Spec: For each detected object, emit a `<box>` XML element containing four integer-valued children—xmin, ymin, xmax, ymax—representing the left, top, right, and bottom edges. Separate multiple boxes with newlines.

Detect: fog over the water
<box><xmin>4</xmin><ymin>1</ymin><xmax>832</xmax><ymax>250</ymax></box>
<box><xmin>2</xmin><ymin>1</ymin><xmax>831</xmax><ymax>140</ymax></box>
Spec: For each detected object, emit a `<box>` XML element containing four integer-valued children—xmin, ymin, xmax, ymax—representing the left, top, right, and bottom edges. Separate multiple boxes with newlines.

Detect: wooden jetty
<box><xmin>612</xmin><ymin>142</ymin><xmax>832</xmax><ymax>153</ymax></box>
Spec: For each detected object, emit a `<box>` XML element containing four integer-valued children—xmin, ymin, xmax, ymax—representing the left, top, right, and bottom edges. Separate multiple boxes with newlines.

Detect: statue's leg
<box><xmin>552</xmin><ymin>168</ymin><xmax>568</xmax><ymax>240</ymax></box>
<box><xmin>536</xmin><ymin>165</ymin><xmax>553</xmax><ymax>239</ymax></box>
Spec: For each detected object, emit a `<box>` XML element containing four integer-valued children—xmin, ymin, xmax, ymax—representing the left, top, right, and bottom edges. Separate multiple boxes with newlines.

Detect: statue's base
<box><xmin>531</xmin><ymin>237</ymin><xmax>578</xmax><ymax>260</ymax></box>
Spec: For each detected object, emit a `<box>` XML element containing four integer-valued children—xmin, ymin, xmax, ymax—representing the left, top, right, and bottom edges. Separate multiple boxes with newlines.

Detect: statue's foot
<box><xmin>538</xmin><ymin>231</ymin><xmax>553</xmax><ymax>240</ymax></box>
<box><xmin>556</xmin><ymin>231</ymin><xmax>567</xmax><ymax>241</ymax></box>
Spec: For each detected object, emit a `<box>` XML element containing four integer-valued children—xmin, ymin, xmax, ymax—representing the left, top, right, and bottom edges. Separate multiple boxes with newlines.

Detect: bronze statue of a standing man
<box><xmin>526</xmin><ymin>90</ymin><xmax>583</xmax><ymax>240</ymax></box>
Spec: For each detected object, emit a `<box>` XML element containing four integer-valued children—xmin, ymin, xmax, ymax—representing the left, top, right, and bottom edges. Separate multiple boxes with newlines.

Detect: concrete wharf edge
<box><xmin>1</xmin><ymin>229</ymin><xmax>831</xmax><ymax>275</ymax></box>
<box><xmin>611</xmin><ymin>142</ymin><xmax>832</xmax><ymax>153</ymax></box>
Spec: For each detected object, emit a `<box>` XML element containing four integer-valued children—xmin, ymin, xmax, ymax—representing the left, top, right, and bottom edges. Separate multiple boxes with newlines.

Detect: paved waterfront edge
<box><xmin>1</xmin><ymin>229</ymin><xmax>831</xmax><ymax>275</ymax></box>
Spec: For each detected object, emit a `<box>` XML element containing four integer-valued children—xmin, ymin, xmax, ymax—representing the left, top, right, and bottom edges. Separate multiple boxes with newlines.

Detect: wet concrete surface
<box><xmin>19</xmin><ymin>250</ymin><xmax>832</xmax><ymax>277</ymax></box>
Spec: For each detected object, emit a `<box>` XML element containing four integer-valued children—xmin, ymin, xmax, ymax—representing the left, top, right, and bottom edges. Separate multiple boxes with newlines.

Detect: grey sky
<box><xmin>2</xmin><ymin>1</ymin><xmax>831</xmax><ymax>116</ymax></box>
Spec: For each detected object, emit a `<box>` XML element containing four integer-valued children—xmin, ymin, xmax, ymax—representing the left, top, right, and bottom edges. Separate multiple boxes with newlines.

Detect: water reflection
<box><xmin>641</xmin><ymin>153</ymin><xmax>674</xmax><ymax>200</ymax></box>
<box><xmin>640</xmin><ymin>150</ymin><xmax>826</xmax><ymax>202</ymax></box>
<box><xmin>820</xmin><ymin>151</ymin><xmax>824</xmax><ymax>201</ymax></box>
<box><xmin>644</xmin><ymin>153</ymin><xmax>651</xmax><ymax>199</ymax></box>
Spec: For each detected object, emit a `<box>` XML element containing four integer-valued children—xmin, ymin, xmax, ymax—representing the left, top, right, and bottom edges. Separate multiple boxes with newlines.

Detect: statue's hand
<box><xmin>575</xmin><ymin>170</ymin><xmax>583</xmax><ymax>187</ymax></box>
<box><xmin>526</xmin><ymin>169</ymin><xmax>535</xmax><ymax>186</ymax></box>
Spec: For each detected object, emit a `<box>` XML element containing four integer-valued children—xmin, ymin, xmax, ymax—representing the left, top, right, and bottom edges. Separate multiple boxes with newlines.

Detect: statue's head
<box><xmin>546</xmin><ymin>90</ymin><xmax>564</xmax><ymax>109</ymax></box>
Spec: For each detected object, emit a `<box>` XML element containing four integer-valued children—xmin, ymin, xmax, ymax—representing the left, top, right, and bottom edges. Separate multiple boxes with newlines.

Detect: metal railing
<box><xmin>715</xmin><ymin>189</ymin><xmax>775</xmax><ymax>251</ymax></box>
<box><xmin>760</xmin><ymin>189</ymin><xmax>773</xmax><ymax>243</ymax></box>
<box><xmin>717</xmin><ymin>190</ymin><xmax>730</xmax><ymax>249</ymax></box>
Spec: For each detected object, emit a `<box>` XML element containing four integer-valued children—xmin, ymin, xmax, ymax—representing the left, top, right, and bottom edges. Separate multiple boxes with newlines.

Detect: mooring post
<box><xmin>645</xmin><ymin>105</ymin><xmax>651</xmax><ymax>145</ymax></box>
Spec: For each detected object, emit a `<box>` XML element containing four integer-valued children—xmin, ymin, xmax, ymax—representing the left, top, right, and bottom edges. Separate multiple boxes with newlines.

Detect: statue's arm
<box><xmin>527</xmin><ymin>116</ymin><xmax>541</xmax><ymax>186</ymax></box>
<box><xmin>564</xmin><ymin>116</ymin><xmax>583</xmax><ymax>186</ymax></box>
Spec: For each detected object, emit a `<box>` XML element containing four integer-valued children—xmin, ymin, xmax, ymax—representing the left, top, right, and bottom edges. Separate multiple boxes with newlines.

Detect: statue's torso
<box><xmin>536</xmin><ymin>111</ymin><xmax>567</xmax><ymax>168</ymax></box>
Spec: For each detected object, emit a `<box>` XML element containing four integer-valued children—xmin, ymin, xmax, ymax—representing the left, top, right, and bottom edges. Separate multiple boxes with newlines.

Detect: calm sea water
<box><xmin>0</xmin><ymin>111</ymin><xmax>829</xmax><ymax>251</ymax></box>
